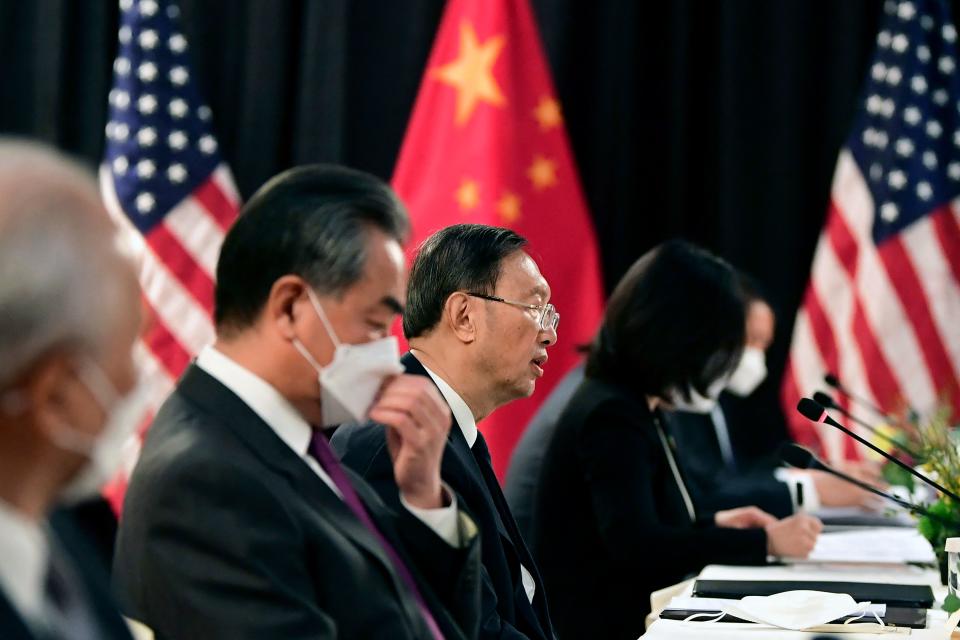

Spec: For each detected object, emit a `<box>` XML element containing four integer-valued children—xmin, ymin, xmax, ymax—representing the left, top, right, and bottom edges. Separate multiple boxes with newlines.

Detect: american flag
<box><xmin>782</xmin><ymin>0</ymin><xmax>960</xmax><ymax>462</ymax></box>
<box><xmin>99</xmin><ymin>0</ymin><xmax>239</xmax><ymax>505</ymax></box>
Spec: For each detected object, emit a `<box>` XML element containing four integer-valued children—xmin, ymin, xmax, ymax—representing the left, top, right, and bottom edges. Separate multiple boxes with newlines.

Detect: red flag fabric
<box><xmin>392</xmin><ymin>0</ymin><xmax>605</xmax><ymax>478</ymax></box>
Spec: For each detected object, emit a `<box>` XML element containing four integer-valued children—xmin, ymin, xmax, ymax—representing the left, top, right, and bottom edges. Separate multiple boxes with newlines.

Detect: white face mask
<box><xmin>720</xmin><ymin>590</ymin><xmax>867</xmax><ymax>631</ymax></box>
<box><xmin>292</xmin><ymin>288</ymin><xmax>404</xmax><ymax>427</ymax></box>
<box><xmin>667</xmin><ymin>376</ymin><xmax>727</xmax><ymax>414</ymax></box>
<box><xmin>47</xmin><ymin>361</ymin><xmax>145</xmax><ymax>504</ymax></box>
<box><xmin>726</xmin><ymin>347</ymin><xmax>767</xmax><ymax>397</ymax></box>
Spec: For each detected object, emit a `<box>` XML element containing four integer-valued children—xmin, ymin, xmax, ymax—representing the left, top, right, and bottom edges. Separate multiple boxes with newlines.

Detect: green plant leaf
<box><xmin>943</xmin><ymin>593</ymin><xmax>960</xmax><ymax>613</ymax></box>
<box><xmin>918</xmin><ymin>515</ymin><xmax>939</xmax><ymax>541</ymax></box>
<box><xmin>882</xmin><ymin>462</ymin><xmax>916</xmax><ymax>490</ymax></box>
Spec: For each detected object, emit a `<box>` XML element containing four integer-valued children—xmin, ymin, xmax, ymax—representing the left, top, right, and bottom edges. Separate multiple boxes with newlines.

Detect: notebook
<box><xmin>692</xmin><ymin>579</ymin><xmax>934</xmax><ymax>609</ymax></box>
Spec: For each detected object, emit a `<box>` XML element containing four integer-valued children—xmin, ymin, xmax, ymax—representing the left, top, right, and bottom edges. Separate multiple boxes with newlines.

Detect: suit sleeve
<box><xmin>404</xmin><ymin>517</ymin><xmax>533</xmax><ymax>640</ymax></box>
<box><xmin>696</xmin><ymin>473</ymin><xmax>795</xmax><ymax>519</ymax></box>
<box><xmin>128</xmin><ymin>459</ymin><xmax>338</xmax><ymax>639</ymax></box>
<box><xmin>576</xmin><ymin>403</ymin><xmax>768</xmax><ymax>577</ymax></box>
<box><xmin>335</xmin><ymin>429</ymin><xmax>480</xmax><ymax>639</ymax></box>
<box><xmin>342</xmin><ymin>430</ymin><xmax>524</xmax><ymax>640</ymax></box>
<box><xmin>473</xmin><ymin>577</ymin><xmax>537</xmax><ymax>640</ymax></box>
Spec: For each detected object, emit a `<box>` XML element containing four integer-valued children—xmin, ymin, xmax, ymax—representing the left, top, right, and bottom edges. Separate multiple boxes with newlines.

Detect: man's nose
<box><xmin>539</xmin><ymin>324</ymin><xmax>557</xmax><ymax>346</ymax></box>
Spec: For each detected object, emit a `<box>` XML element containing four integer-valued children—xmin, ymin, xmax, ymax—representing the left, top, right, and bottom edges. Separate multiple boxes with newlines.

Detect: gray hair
<box><xmin>0</xmin><ymin>140</ymin><xmax>136</xmax><ymax>387</ymax></box>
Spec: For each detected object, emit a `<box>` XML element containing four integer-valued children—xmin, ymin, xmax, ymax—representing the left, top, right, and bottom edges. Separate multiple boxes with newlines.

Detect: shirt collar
<box><xmin>415</xmin><ymin>357</ymin><xmax>479</xmax><ymax>448</ymax></box>
<box><xmin>195</xmin><ymin>346</ymin><xmax>313</xmax><ymax>457</ymax></box>
<box><xmin>0</xmin><ymin>499</ymin><xmax>48</xmax><ymax>624</ymax></box>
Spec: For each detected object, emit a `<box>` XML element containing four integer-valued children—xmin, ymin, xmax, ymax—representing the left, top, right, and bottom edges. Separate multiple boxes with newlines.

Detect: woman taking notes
<box><xmin>529</xmin><ymin>240</ymin><xmax>821</xmax><ymax>640</ymax></box>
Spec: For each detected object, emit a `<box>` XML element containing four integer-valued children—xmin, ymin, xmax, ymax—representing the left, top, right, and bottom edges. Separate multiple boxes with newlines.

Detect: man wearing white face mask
<box><xmin>669</xmin><ymin>279</ymin><xmax>877</xmax><ymax>517</ymax></box>
<box><xmin>114</xmin><ymin>165</ymin><xmax>482</xmax><ymax>640</ymax></box>
<box><xmin>0</xmin><ymin>140</ymin><xmax>140</xmax><ymax>640</ymax></box>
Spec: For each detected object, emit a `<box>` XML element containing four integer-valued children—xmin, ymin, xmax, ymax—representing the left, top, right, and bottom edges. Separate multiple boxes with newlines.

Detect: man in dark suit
<box><xmin>0</xmin><ymin>141</ymin><xmax>138</xmax><ymax>640</ymax></box>
<box><xmin>334</xmin><ymin>224</ymin><xmax>557</xmax><ymax>640</ymax></box>
<box><xmin>114</xmin><ymin>166</ymin><xmax>482</xmax><ymax>639</ymax></box>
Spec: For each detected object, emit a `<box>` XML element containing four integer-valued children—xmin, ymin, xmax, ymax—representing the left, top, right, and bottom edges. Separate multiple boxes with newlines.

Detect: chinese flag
<box><xmin>392</xmin><ymin>0</ymin><xmax>605</xmax><ymax>478</ymax></box>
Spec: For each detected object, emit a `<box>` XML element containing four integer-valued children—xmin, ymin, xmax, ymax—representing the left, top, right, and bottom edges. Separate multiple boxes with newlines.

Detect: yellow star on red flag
<box><xmin>432</xmin><ymin>21</ymin><xmax>507</xmax><ymax>126</ymax></box>
<box><xmin>533</xmin><ymin>96</ymin><xmax>562</xmax><ymax>131</ymax></box>
<box><xmin>391</xmin><ymin>0</ymin><xmax>607</xmax><ymax>479</ymax></box>
<box><xmin>497</xmin><ymin>191</ymin><xmax>522</xmax><ymax>223</ymax></box>
<box><xmin>455</xmin><ymin>178</ymin><xmax>481</xmax><ymax>211</ymax></box>
<box><xmin>527</xmin><ymin>155</ymin><xmax>558</xmax><ymax>190</ymax></box>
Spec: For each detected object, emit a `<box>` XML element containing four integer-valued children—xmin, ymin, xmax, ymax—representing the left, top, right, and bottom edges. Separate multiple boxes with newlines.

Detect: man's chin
<box><xmin>498</xmin><ymin>378</ymin><xmax>537</xmax><ymax>406</ymax></box>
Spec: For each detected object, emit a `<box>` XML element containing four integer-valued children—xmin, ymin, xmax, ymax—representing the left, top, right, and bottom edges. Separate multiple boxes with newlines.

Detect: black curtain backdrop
<box><xmin>5</xmin><ymin>0</ymin><xmax>943</xmax><ymax>456</ymax></box>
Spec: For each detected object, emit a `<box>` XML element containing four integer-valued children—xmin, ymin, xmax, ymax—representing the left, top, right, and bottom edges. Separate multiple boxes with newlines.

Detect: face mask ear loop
<box><xmin>305</xmin><ymin>287</ymin><xmax>341</xmax><ymax>349</ymax></box>
<box><xmin>681</xmin><ymin>611</ymin><xmax>726</xmax><ymax>625</ymax></box>
<box><xmin>42</xmin><ymin>358</ymin><xmax>122</xmax><ymax>457</ymax></box>
<box><xmin>842</xmin><ymin>603</ymin><xmax>884</xmax><ymax>627</ymax></box>
<box><xmin>292</xmin><ymin>338</ymin><xmax>326</xmax><ymax>373</ymax></box>
<box><xmin>77</xmin><ymin>358</ymin><xmax>120</xmax><ymax>412</ymax></box>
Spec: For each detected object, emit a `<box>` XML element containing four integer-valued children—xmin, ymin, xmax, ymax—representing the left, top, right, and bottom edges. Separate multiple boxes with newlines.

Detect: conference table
<box><xmin>640</xmin><ymin>525</ymin><xmax>959</xmax><ymax>639</ymax></box>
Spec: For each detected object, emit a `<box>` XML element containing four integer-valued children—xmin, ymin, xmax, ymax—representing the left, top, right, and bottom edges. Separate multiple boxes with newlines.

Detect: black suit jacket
<box><xmin>332</xmin><ymin>353</ymin><xmax>555</xmax><ymax>640</ymax></box>
<box><xmin>530</xmin><ymin>376</ymin><xmax>768</xmax><ymax>640</ymax></box>
<box><xmin>503</xmin><ymin>365</ymin><xmax>583</xmax><ymax>544</ymax></box>
<box><xmin>0</xmin><ymin>510</ymin><xmax>133</xmax><ymax>640</ymax></box>
<box><xmin>508</xmin><ymin>365</ymin><xmax>796</xmax><ymax>537</ymax></box>
<box><xmin>666</xmin><ymin>406</ymin><xmax>794</xmax><ymax>518</ymax></box>
<box><xmin>114</xmin><ymin>365</ymin><xmax>481</xmax><ymax>640</ymax></box>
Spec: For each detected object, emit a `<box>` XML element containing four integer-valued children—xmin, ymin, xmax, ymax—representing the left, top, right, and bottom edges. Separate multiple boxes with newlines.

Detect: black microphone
<box><xmin>780</xmin><ymin>443</ymin><xmax>959</xmax><ymax>527</ymax></box>
<box><xmin>812</xmin><ymin>391</ymin><xmax>921</xmax><ymax>460</ymax></box>
<box><xmin>823</xmin><ymin>373</ymin><xmax>893</xmax><ymax>421</ymax></box>
<box><xmin>797</xmin><ymin>397</ymin><xmax>960</xmax><ymax>504</ymax></box>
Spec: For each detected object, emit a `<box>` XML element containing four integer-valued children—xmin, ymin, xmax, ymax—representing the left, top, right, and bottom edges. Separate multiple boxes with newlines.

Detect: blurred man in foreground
<box><xmin>0</xmin><ymin>140</ymin><xmax>139</xmax><ymax>640</ymax></box>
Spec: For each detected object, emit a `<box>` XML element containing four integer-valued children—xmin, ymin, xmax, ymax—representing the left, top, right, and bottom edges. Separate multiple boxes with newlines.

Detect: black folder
<box><xmin>692</xmin><ymin>580</ymin><xmax>934</xmax><ymax>609</ymax></box>
<box><xmin>660</xmin><ymin>605</ymin><xmax>927</xmax><ymax>629</ymax></box>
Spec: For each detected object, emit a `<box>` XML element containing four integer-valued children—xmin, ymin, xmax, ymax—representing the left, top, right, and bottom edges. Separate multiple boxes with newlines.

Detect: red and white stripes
<box><xmin>783</xmin><ymin>151</ymin><xmax>960</xmax><ymax>462</ymax></box>
<box><xmin>99</xmin><ymin>164</ymin><xmax>238</xmax><ymax>508</ymax></box>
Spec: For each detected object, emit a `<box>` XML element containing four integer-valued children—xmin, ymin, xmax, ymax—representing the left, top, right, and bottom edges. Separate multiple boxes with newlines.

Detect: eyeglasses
<box><xmin>465</xmin><ymin>292</ymin><xmax>560</xmax><ymax>332</ymax></box>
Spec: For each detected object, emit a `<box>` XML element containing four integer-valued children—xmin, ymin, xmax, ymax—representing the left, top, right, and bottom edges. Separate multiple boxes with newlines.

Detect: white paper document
<box><xmin>785</xmin><ymin>527</ymin><xmax>936</xmax><ymax>565</ymax></box>
<box><xmin>698</xmin><ymin>562</ymin><xmax>939</xmax><ymax>585</ymax></box>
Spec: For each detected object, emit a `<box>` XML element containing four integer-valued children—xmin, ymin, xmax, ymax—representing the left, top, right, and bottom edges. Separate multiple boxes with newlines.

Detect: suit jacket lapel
<box><xmin>176</xmin><ymin>365</ymin><xmax>403</xmax><ymax>589</ymax></box>
<box><xmin>401</xmin><ymin>355</ymin><xmax>557</xmax><ymax>636</ymax></box>
<box><xmin>401</xmin><ymin>354</ymin><xmax>516</xmax><ymax>549</ymax></box>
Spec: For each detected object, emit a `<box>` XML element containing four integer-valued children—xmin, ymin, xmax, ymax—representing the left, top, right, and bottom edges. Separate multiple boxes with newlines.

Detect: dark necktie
<box><xmin>42</xmin><ymin>539</ymin><xmax>99</xmax><ymax>640</ymax></box>
<box><xmin>470</xmin><ymin>432</ymin><xmax>538</xmax><ymax>594</ymax></box>
<box><xmin>308</xmin><ymin>429</ymin><xmax>444</xmax><ymax>640</ymax></box>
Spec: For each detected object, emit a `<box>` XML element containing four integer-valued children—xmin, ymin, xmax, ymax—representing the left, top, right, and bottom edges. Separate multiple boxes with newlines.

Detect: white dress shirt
<box><xmin>0</xmin><ymin>499</ymin><xmax>48</xmax><ymax>628</ymax></box>
<box><xmin>417</xmin><ymin>359</ymin><xmax>537</xmax><ymax>605</ymax></box>
<box><xmin>195</xmin><ymin>346</ymin><xmax>461</xmax><ymax>545</ymax></box>
<box><xmin>774</xmin><ymin>467</ymin><xmax>822</xmax><ymax>512</ymax></box>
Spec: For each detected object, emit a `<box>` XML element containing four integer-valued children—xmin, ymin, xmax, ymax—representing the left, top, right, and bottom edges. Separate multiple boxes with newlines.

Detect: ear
<box><xmin>264</xmin><ymin>275</ymin><xmax>309</xmax><ymax>341</ymax></box>
<box><xmin>18</xmin><ymin>351</ymin><xmax>78</xmax><ymax>434</ymax></box>
<box><xmin>444</xmin><ymin>292</ymin><xmax>477</xmax><ymax>344</ymax></box>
